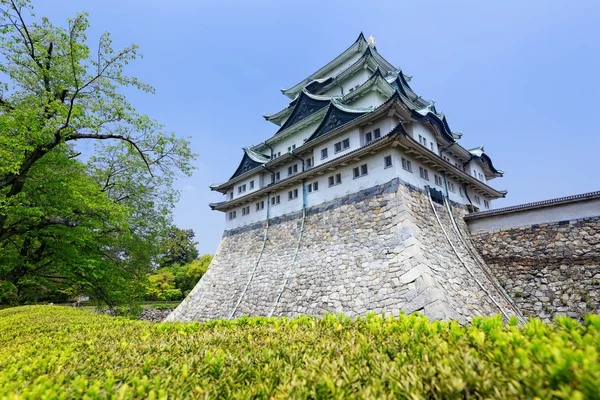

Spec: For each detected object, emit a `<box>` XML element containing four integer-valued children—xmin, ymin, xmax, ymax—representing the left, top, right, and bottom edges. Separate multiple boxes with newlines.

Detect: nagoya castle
<box><xmin>167</xmin><ymin>33</ymin><xmax>525</xmax><ymax>323</ymax></box>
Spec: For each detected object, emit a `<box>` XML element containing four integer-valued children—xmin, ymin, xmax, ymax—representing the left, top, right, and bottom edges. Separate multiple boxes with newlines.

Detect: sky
<box><xmin>34</xmin><ymin>1</ymin><xmax>600</xmax><ymax>255</ymax></box>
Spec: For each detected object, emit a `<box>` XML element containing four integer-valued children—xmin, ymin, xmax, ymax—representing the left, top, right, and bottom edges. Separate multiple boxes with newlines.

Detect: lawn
<box><xmin>0</xmin><ymin>306</ymin><xmax>598</xmax><ymax>399</ymax></box>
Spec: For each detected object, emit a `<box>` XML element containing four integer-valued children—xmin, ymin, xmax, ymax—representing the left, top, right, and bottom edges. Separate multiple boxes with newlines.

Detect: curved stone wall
<box><xmin>167</xmin><ymin>179</ymin><xmax>518</xmax><ymax>323</ymax></box>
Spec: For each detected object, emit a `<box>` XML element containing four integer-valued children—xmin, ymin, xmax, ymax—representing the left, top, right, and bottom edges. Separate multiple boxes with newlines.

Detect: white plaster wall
<box><xmin>465</xmin><ymin>187</ymin><xmax>490</xmax><ymax>210</ymax></box>
<box><xmin>306</xmin><ymin>152</ymin><xmax>397</xmax><ymax>207</ymax></box>
<box><xmin>269</xmin><ymin>184</ymin><xmax>304</xmax><ymax>219</ymax></box>
<box><xmin>227</xmin><ymin>172</ymin><xmax>263</xmax><ymax>201</ymax></box>
<box><xmin>271</xmin><ymin>120</ymin><xmax>320</xmax><ymax>156</ymax></box>
<box><xmin>224</xmin><ymin>199</ymin><xmax>268</xmax><ymax>230</ymax></box>
<box><xmin>322</xmin><ymin>68</ymin><xmax>371</xmax><ymax>97</ymax></box>
<box><xmin>467</xmin><ymin>198</ymin><xmax>600</xmax><ymax>233</ymax></box>
<box><xmin>312</xmin><ymin>127</ymin><xmax>361</xmax><ymax>167</ymax></box>
<box><xmin>223</xmin><ymin>145</ymin><xmax>483</xmax><ymax>230</ymax></box>
<box><xmin>444</xmin><ymin>176</ymin><xmax>465</xmax><ymax>205</ymax></box>
<box><xmin>349</xmin><ymin>90</ymin><xmax>388</xmax><ymax>109</ymax></box>
<box><xmin>467</xmin><ymin>160</ymin><xmax>487</xmax><ymax>183</ymax></box>
<box><xmin>411</xmin><ymin>123</ymin><xmax>439</xmax><ymax>154</ymax></box>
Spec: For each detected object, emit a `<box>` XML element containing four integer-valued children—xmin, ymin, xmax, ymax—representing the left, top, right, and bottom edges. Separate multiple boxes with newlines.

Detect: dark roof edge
<box><xmin>465</xmin><ymin>190</ymin><xmax>600</xmax><ymax>220</ymax></box>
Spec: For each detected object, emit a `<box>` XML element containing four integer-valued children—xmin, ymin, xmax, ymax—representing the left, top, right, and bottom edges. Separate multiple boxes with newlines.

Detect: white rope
<box><xmin>268</xmin><ymin>207</ymin><xmax>306</xmax><ymax>317</ymax></box>
<box><xmin>443</xmin><ymin>199</ymin><xmax>526</xmax><ymax>322</ymax></box>
<box><xmin>228</xmin><ymin>204</ymin><xmax>270</xmax><ymax>320</ymax></box>
<box><xmin>426</xmin><ymin>190</ymin><xmax>511</xmax><ymax>321</ymax></box>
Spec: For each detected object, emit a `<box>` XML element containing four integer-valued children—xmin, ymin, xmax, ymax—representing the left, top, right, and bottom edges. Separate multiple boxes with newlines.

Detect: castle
<box><xmin>167</xmin><ymin>34</ymin><xmax>599</xmax><ymax>323</ymax></box>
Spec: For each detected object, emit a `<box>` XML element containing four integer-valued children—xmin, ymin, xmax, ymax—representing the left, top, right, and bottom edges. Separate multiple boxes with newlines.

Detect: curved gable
<box><xmin>276</xmin><ymin>91</ymin><xmax>330</xmax><ymax>134</ymax></box>
<box><xmin>229</xmin><ymin>149</ymin><xmax>269</xmax><ymax>180</ymax></box>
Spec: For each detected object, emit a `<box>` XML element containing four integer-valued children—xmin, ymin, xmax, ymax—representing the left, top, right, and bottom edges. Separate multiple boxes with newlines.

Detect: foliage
<box><xmin>157</xmin><ymin>227</ymin><xmax>199</xmax><ymax>269</ymax></box>
<box><xmin>144</xmin><ymin>254</ymin><xmax>212</xmax><ymax>301</ymax></box>
<box><xmin>0</xmin><ymin>0</ymin><xmax>196</xmax><ymax>306</ymax></box>
<box><xmin>1</xmin><ymin>306</ymin><xmax>599</xmax><ymax>399</ymax></box>
<box><xmin>0</xmin><ymin>281</ymin><xmax>18</xmax><ymax>304</ymax></box>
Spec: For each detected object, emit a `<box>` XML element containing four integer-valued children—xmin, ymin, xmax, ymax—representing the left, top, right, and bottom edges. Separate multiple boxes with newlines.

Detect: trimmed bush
<box><xmin>0</xmin><ymin>306</ymin><xmax>598</xmax><ymax>399</ymax></box>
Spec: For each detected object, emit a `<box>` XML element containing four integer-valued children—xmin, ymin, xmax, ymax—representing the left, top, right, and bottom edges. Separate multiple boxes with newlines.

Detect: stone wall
<box><xmin>167</xmin><ymin>179</ymin><xmax>519</xmax><ymax>324</ymax></box>
<box><xmin>470</xmin><ymin>217</ymin><xmax>600</xmax><ymax>321</ymax></box>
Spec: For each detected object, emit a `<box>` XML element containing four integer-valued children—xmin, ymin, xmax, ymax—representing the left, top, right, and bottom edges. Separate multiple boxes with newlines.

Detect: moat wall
<box><xmin>466</xmin><ymin>192</ymin><xmax>600</xmax><ymax>322</ymax></box>
<box><xmin>167</xmin><ymin>179</ymin><xmax>518</xmax><ymax>323</ymax></box>
<box><xmin>469</xmin><ymin>216</ymin><xmax>600</xmax><ymax>322</ymax></box>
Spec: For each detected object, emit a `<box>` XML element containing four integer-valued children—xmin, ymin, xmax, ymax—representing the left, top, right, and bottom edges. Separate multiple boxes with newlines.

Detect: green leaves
<box><xmin>1</xmin><ymin>306</ymin><xmax>599</xmax><ymax>399</ymax></box>
<box><xmin>0</xmin><ymin>0</ymin><xmax>196</xmax><ymax>307</ymax></box>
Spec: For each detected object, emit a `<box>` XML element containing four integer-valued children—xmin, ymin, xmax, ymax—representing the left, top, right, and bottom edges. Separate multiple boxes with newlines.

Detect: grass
<box><xmin>0</xmin><ymin>306</ymin><xmax>598</xmax><ymax>399</ymax></box>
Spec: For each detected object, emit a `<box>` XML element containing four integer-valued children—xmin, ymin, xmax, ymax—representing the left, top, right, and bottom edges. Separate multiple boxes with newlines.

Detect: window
<box><xmin>374</xmin><ymin>128</ymin><xmax>381</xmax><ymax>139</ymax></box>
<box><xmin>484</xmin><ymin>199</ymin><xmax>490</xmax><ymax>208</ymax></box>
<box><xmin>228</xmin><ymin>211</ymin><xmax>236</xmax><ymax>220</ymax></box>
<box><xmin>474</xmin><ymin>195</ymin><xmax>481</xmax><ymax>205</ymax></box>
<box><xmin>249</xmin><ymin>181</ymin><xmax>254</xmax><ymax>190</ymax></box>
<box><xmin>271</xmin><ymin>172</ymin><xmax>281</xmax><ymax>183</ymax></box>
<box><xmin>256</xmin><ymin>201</ymin><xmax>264</xmax><ymax>211</ymax></box>
<box><xmin>384</xmin><ymin>155</ymin><xmax>392</xmax><ymax>168</ymax></box>
<box><xmin>430</xmin><ymin>142</ymin><xmax>434</xmax><ymax>151</ymax></box>
<box><xmin>328</xmin><ymin>173</ymin><xmax>342</xmax><ymax>187</ymax></box>
<box><xmin>306</xmin><ymin>157</ymin><xmax>313</xmax><ymax>168</ymax></box>
<box><xmin>418</xmin><ymin>135</ymin><xmax>427</xmax><ymax>146</ymax></box>
<box><xmin>308</xmin><ymin>181</ymin><xmax>319</xmax><ymax>193</ymax></box>
<box><xmin>419</xmin><ymin>167</ymin><xmax>429</xmax><ymax>180</ymax></box>
<box><xmin>271</xmin><ymin>195</ymin><xmax>280</xmax><ymax>205</ymax></box>
<box><xmin>287</xmin><ymin>144</ymin><xmax>296</xmax><ymax>152</ymax></box>
<box><xmin>242</xmin><ymin>206</ymin><xmax>250</xmax><ymax>216</ymax></box>
<box><xmin>478</xmin><ymin>173</ymin><xmax>484</xmax><ymax>182</ymax></box>
<box><xmin>229</xmin><ymin>192</ymin><xmax>233</xmax><ymax>200</ymax></box>
<box><xmin>459</xmin><ymin>187</ymin><xmax>464</xmax><ymax>197</ymax></box>
<box><xmin>434</xmin><ymin>174</ymin><xmax>443</xmax><ymax>186</ymax></box>
<box><xmin>321</xmin><ymin>148</ymin><xmax>328</xmax><ymax>159</ymax></box>
<box><xmin>401</xmin><ymin>158</ymin><xmax>412</xmax><ymax>172</ymax></box>
<box><xmin>288</xmin><ymin>189</ymin><xmax>298</xmax><ymax>200</ymax></box>
<box><xmin>365</xmin><ymin>131</ymin><xmax>372</xmax><ymax>143</ymax></box>
<box><xmin>334</xmin><ymin>138</ymin><xmax>350</xmax><ymax>153</ymax></box>
<box><xmin>238</xmin><ymin>184</ymin><xmax>246</xmax><ymax>194</ymax></box>
<box><xmin>287</xmin><ymin>164</ymin><xmax>298</xmax><ymax>176</ymax></box>
<box><xmin>353</xmin><ymin>164</ymin><xmax>368</xmax><ymax>178</ymax></box>
<box><xmin>449</xmin><ymin>182</ymin><xmax>456</xmax><ymax>193</ymax></box>
<box><xmin>472</xmin><ymin>170</ymin><xmax>477</xmax><ymax>178</ymax></box>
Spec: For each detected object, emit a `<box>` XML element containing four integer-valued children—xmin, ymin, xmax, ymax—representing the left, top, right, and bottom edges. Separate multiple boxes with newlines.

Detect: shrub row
<box><xmin>0</xmin><ymin>306</ymin><xmax>599</xmax><ymax>399</ymax></box>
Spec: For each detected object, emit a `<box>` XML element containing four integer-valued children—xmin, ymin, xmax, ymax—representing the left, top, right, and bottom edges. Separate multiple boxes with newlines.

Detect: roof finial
<box><xmin>368</xmin><ymin>35</ymin><xmax>376</xmax><ymax>47</ymax></box>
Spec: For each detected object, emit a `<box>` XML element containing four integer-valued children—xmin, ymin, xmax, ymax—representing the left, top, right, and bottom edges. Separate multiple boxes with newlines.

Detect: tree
<box><xmin>158</xmin><ymin>228</ymin><xmax>199</xmax><ymax>269</ymax></box>
<box><xmin>0</xmin><ymin>0</ymin><xmax>196</xmax><ymax>307</ymax></box>
<box><xmin>144</xmin><ymin>254</ymin><xmax>212</xmax><ymax>301</ymax></box>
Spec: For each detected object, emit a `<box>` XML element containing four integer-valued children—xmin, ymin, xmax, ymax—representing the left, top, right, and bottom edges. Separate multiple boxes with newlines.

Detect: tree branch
<box><xmin>69</xmin><ymin>133</ymin><xmax>153</xmax><ymax>177</ymax></box>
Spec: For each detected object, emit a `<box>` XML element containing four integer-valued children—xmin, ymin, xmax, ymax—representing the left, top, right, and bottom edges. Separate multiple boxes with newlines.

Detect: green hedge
<box><xmin>0</xmin><ymin>306</ymin><xmax>598</xmax><ymax>399</ymax></box>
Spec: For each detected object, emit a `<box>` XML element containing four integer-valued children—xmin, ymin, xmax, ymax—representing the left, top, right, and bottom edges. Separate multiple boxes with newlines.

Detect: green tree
<box><xmin>0</xmin><ymin>0</ymin><xmax>196</xmax><ymax>307</ymax></box>
<box><xmin>157</xmin><ymin>228</ymin><xmax>199</xmax><ymax>269</ymax></box>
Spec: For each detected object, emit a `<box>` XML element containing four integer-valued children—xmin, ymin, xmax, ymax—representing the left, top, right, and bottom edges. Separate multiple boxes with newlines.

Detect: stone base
<box><xmin>166</xmin><ymin>179</ymin><xmax>518</xmax><ymax>323</ymax></box>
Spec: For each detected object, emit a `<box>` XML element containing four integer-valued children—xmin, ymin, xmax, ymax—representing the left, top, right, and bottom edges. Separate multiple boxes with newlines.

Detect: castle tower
<box><xmin>167</xmin><ymin>34</ymin><xmax>522</xmax><ymax>323</ymax></box>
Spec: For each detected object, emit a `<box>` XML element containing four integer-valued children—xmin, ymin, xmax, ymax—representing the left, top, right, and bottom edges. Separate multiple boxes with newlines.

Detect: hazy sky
<box><xmin>35</xmin><ymin>1</ymin><xmax>599</xmax><ymax>255</ymax></box>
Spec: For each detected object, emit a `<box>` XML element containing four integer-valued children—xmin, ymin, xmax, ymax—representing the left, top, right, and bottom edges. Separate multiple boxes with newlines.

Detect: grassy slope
<box><xmin>0</xmin><ymin>306</ymin><xmax>598</xmax><ymax>399</ymax></box>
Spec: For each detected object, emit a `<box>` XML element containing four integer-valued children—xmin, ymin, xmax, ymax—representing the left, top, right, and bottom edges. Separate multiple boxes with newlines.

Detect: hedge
<box><xmin>0</xmin><ymin>306</ymin><xmax>598</xmax><ymax>399</ymax></box>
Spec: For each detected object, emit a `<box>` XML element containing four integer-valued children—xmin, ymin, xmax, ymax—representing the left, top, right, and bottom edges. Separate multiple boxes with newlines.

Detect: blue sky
<box><xmin>36</xmin><ymin>1</ymin><xmax>599</xmax><ymax>255</ymax></box>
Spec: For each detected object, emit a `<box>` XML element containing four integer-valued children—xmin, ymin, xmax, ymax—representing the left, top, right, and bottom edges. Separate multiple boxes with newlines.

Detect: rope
<box><xmin>426</xmin><ymin>190</ymin><xmax>511</xmax><ymax>321</ymax></box>
<box><xmin>443</xmin><ymin>199</ymin><xmax>526</xmax><ymax>322</ymax></box>
<box><xmin>268</xmin><ymin>206</ymin><xmax>306</xmax><ymax>317</ymax></box>
<box><xmin>228</xmin><ymin>201</ymin><xmax>271</xmax><ymax>320</ymax></box>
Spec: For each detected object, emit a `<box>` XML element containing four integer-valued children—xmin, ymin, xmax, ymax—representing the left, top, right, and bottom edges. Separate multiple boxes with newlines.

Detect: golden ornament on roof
<box><xmin>368</xmin><ymin>35</ymin><xmax>376</xmax><ymax>46</ymax></box>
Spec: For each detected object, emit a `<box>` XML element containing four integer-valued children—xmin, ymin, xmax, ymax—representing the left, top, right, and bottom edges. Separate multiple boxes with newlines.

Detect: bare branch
<box><xmin>69</xmin><ymin>133</ymin><xmax>154</xmax><ymax>177</ymax></box>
